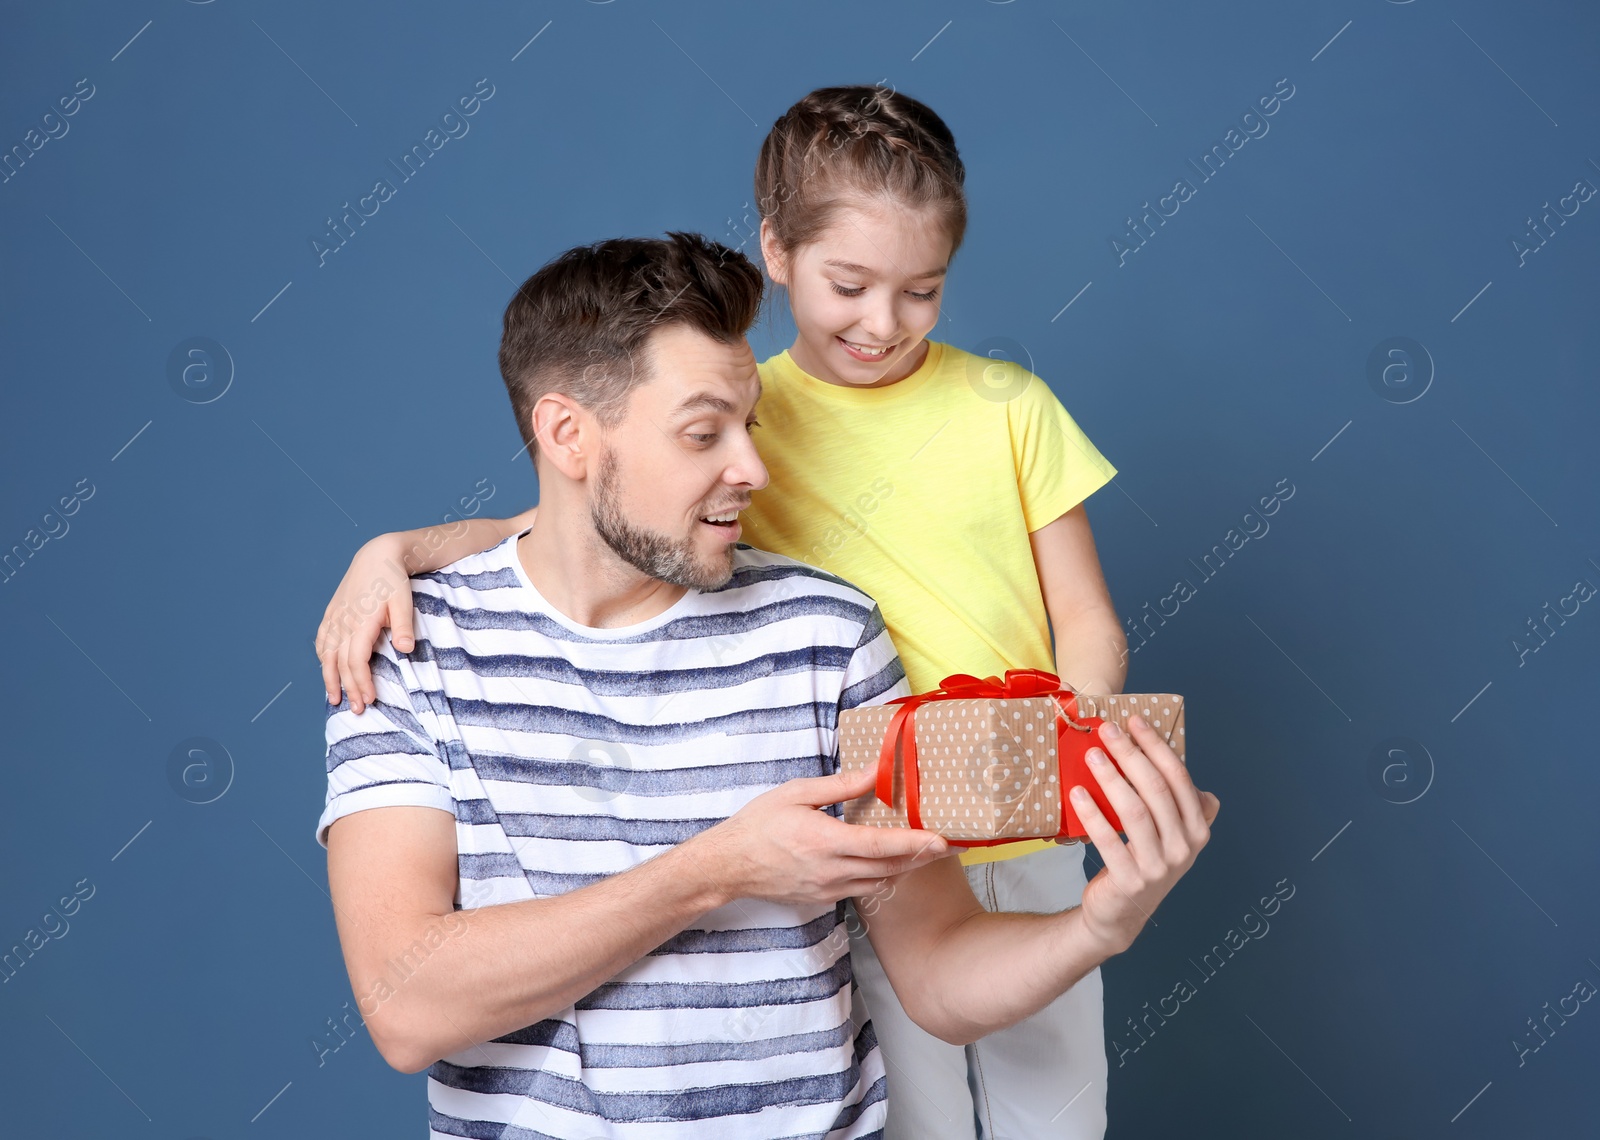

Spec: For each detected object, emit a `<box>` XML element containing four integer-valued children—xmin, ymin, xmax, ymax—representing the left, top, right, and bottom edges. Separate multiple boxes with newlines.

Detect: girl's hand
<box><xmin>316</xmin><ymin>535</ymin><xmax>416</xmax><ymax>713</ymax></box>
<box><xmin>314</xmin><ymin>508</ymin><xmax>539</xmax><ymax>712</ymax></box>
<box><xmin>1071</xmin><ymin>714</ymin><xmax>1220</xmax><ymax>956</ymax></box>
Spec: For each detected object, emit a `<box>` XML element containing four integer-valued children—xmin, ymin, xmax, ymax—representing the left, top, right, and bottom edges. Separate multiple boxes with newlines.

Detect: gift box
<box><xmin>838</xmin><ymin>670</ymin><xmax>1186</xmax><ymax>846</ymax></box>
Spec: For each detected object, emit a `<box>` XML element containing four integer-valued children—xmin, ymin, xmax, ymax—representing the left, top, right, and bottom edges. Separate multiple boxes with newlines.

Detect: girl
<box><xmin>317</xmin><ymin>85</ymin><xmax>1126</xmax><ymax>1140</ymax></box>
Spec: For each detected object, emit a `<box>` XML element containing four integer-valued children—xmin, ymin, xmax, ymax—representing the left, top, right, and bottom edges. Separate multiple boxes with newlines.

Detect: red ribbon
<box><xmin>874</xmin><ymin>669</ymin><xmax>1116</xmax><ymax>845</ymax></box>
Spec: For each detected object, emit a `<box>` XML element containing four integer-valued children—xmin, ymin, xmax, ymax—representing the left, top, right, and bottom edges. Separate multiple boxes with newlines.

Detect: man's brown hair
<box><xmin>499</xmin><ymin>232</ymin><xmax>764</xmax><ymax>459</ymax></box>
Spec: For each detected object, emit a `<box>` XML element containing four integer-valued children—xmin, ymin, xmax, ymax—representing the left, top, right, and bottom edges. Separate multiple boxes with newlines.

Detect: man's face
<box><xmin>589</xmin><ymin>323</ymin><xmax>767</xmax><ymax>590</ymax></box>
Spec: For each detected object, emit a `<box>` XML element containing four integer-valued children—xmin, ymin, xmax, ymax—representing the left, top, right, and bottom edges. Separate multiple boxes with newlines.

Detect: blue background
<box><xmin>3</xmin><ymin>1</ymin><xmax>1597</xmax><ymax>1136</ymax></box>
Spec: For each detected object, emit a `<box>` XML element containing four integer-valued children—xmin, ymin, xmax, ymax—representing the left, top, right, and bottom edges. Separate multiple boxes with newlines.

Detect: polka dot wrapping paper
<box><xmin>838</xmin><ymin>693</ymin><xmax>1186</xmax><ymax>842</ymax></box>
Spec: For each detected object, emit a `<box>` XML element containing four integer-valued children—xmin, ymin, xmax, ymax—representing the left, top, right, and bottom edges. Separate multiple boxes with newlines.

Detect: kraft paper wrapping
<box><xmin>838</xmin><ymin>693</ymin><xmax>1186</xmax><ymax>842</ymax></box>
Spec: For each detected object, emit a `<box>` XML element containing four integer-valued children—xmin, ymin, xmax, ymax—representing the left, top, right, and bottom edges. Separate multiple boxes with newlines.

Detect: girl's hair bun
<box><xmin>756</xmin><ymin>85</ymin><xmax>967</xmax><ymax>258</ymax></box>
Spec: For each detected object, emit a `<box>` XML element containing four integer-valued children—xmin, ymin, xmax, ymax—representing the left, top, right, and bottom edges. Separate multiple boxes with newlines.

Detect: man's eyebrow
<box><xmin>672</xmin><ymin>392</ymin><xmax>737</xmax><ymax>415</ymax></box>
<box><xmin>823</xmin><ymin>258</ymin><xmax>947</xmax><ymax>279</ymax></box>
<box><xmin>671</xmin><ymin>377</ymin><xmax>762</xmax><ymax>418</ymax></box>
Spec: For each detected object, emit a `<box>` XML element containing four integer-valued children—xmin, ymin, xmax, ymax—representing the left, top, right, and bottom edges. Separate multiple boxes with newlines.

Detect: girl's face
<box><xmin>763</xmin><ymin>199</ymin><xmax>953</xmax><ymax>389</ymax></box>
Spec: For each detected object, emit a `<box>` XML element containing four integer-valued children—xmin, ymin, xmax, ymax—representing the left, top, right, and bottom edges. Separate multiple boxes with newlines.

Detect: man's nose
<box><xmin>728</xmin><ymin>431</ymin><xmax>769</xmax><ymax>492</ymax></box>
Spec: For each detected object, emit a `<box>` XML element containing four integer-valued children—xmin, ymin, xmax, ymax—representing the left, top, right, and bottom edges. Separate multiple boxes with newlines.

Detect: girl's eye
<box><xmin>689</xmin><ymin>433</ymin><xmax>717</xmax><ymax>445</ymax></box>
<box><xmin>829</xmin><ymin>282</ymin><xmax>865</xmax><ymax>297</ymax></box>
<box><xmin>909</xmin><ymin>289</ymin><xmax>940</xmax><ymax>302</ymax></box>
<box><xmin>746</xmin><ymin>418</ymin><xmax>761</xmax><ymax>433</ymax></box>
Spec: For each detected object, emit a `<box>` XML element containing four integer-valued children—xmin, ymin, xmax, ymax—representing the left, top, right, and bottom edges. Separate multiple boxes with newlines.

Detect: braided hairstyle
<box><xmin>754</xmin><ymin>85</ymin><xmax>967</xmax><ymax>260</ymax></box>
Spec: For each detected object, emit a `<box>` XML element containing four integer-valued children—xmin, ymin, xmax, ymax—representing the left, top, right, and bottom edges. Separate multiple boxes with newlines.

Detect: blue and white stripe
<box><xmin>319</xmin><ymin>536</ymin><xmax>905</xmax><ymax>1139</ymax></box>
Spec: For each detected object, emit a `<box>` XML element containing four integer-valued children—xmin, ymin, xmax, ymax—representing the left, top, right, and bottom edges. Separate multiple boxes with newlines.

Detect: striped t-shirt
<box><xmin>317</xmin><ymin>534</ymin><xmax>908</xmax><ymax>1139</ymax></box>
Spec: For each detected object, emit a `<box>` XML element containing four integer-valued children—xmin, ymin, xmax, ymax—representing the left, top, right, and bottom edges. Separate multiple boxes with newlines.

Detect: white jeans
<box><xmin>849</xmin><ymin>841</ymin><xmax>1108</xmax><ymax>1140</ymax></box>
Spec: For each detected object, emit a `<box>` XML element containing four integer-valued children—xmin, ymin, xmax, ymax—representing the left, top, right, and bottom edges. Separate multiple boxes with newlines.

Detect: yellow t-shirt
<box><xmin>744</xmin><ymin>341</ymin><xmax>1118</xmax><ymax>865</ymax></box>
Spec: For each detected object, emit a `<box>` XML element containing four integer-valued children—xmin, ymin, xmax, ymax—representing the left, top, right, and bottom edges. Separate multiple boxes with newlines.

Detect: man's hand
<box><xmin>316</xmin><ymin>534</ymin><xmax>416</xmax><ymax>713</ymax></box>
<box><xmin>1073</xmin><ymin>713</ymin><xmax>1220</xmax><ymax>955</ymax></box>
<box><xmin>695</xmin><ymin>762</ymin><xmax>952</xmax><ymax>907</ymax></box>
<box><xmin>735</xmin><ymin>713</ymin><xmax>1218</xmax><ymax>1047</ymax></box>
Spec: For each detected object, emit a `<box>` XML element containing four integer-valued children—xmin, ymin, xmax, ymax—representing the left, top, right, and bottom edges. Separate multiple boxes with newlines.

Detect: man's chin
<box><xmin>608</xmin><ymin>537</ymin><xmax>734</xmax><ymax>592</ymax></box>
<box><xmin>589</xmin><ymin>476</ymin><xmax>736</xmax><ymax>590</ymax></box>
<box><xmin>679</xmin><ymin>546</ymin><xmax>736</xmax><ymax>590</ymax></box>
<box><xmin>705</xmin><ymin>555</ymin><xmax>736</xmax><ymax>589</ymax></box>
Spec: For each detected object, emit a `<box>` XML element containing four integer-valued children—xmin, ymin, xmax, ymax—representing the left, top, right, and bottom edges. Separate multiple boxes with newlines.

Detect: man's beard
<box><xmin>590</xmin><ymin>448</ymin><xmax>736</xmax><ymax>590</ymax></box>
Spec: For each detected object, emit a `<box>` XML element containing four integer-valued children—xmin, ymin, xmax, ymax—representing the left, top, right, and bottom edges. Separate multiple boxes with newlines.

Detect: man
<box><xmin>318</xmin><ymin>232</ymin><xmax>1219</xmax><ymax>1138</ymax></box>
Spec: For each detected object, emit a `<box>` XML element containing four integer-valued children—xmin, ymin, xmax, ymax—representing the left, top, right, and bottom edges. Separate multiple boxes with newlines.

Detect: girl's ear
<box><xmin>759</xmin><ymin>218</ymin><xmax>789</xmax><ymax>286</ymax></box>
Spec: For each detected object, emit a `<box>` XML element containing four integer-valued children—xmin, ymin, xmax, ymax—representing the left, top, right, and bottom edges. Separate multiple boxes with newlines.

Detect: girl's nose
<box><xmin>859</xmin><ymin>303</ymin><xmax>897</xmax><ymax>343</ymax></box>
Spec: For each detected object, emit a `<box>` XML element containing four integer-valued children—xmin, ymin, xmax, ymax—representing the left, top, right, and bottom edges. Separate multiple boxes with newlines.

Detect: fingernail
<box><xmin>1128</xmin><ymin>714</ymin><xmax>1144</xmax><ymax>730</ymax></box>
<box><xmin>1070</xmin><ymin>786</ymin><xmax>1091</xmax><ymax>803</ymax></box>
<box><xmin>1100</xmin><ymin>721</ymin><xmax>1122</xmax><ymax>740</ymax></box>
<box><xmin>1087</xmin><ymin>748</ymin><xmax>1107</xmax><ymax>766</ymax></box>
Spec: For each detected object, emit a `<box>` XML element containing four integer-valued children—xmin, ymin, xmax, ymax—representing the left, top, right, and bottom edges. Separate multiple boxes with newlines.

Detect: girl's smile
<box><xmin>763</xmin><ymin>199</ymin><xmax>952</xmax><ymax>390</ymax></box>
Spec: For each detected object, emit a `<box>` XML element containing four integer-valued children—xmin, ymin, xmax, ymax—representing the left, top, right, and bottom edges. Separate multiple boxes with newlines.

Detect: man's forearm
<box><xmin>372</xmin><ymin>833</ymin><xmax>726</xmax><ymax>1071</ymax></box>
<box><xmin>918</xmin><ymin>905</ymin><xmax>1122</xmax><ymax>1046</ymax></box>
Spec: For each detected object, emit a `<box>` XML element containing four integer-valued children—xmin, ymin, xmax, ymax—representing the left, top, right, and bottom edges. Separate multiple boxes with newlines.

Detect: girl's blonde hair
<box><xmin>754</xmin><ymin>85</ymin><xmax>967</xmax><ymax>258</ymax></box>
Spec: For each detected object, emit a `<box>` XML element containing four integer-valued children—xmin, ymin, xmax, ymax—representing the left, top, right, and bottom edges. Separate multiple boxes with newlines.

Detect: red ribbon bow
<box><xmin>874</xmin><ymin>669</ymin><xmax>1119</xmax><ymax>846</ymax></box>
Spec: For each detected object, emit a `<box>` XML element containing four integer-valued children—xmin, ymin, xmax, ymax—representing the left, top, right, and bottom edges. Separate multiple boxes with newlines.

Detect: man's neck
<box><xmin>516</xmin><ymin>504</ymin><xmax>688</xmax><ymax>630</ymax></box>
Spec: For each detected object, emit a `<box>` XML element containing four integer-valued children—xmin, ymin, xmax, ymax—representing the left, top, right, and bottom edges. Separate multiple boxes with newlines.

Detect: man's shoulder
<box><xmin>717</xmin><ymin>545</ymin><xmax>880</xmax><ymax>615</ymax></box>
<box><xmin>397</xmin><ymin>534</ymin><xmax>543</xmax><ymax>650</ymax></box>
<box><xmin>408</xmin><ymin>535</ymin><xmax>523</xmax><ymax>602</ymax></box>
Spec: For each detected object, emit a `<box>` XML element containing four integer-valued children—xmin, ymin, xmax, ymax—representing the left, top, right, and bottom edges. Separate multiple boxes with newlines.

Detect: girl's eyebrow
<box><xmin>823</xmin><ymin>258</ymin><xmax>947</xmax><ymax>280</ymax></box>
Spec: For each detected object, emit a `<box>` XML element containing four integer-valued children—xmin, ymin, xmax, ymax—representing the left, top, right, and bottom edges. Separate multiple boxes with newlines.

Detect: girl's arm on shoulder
<box><xmin>1029</xmin><ymin>504</ymin><xmax>1127</xmax><ymax>696</ymax></box>
<box><xmin>316</xmin><ymin>508</ymin><xmax>538</xmax><ymax>711</ymax></box>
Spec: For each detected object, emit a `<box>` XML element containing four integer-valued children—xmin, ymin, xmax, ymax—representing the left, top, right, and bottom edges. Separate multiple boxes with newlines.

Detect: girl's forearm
<box><xmin>390</xmin><ymin>507</ymin><xmax>537</xmax><ymax>574</ymax></box>
<box><xmin>1053</xmin><ymin>605</ymin><xmax>1128</xmax><ymax>696</ymax></box>
<box><xmin>918</xmin><ymin>905</ymin><xmax>1117</xmax><ymax>1046</ymax></box>
<box><xmin>1028</xmin><ymin>506</ymin><xmax>1126</xmax><ymax>695</ymax></box>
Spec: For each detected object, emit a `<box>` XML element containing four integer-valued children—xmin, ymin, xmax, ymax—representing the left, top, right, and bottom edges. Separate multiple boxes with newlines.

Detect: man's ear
<box><xmin>759</xmin><ymin>218</ymin><xmax>789</xmax><ymax>286</ymax></box>
<box><xmin>530</xmin><ymin>393</ymin><xmax>591</xmax><ymax>481</ymax></box>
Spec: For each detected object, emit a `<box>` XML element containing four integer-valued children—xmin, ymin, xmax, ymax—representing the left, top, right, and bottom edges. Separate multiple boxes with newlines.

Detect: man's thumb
<box><xmin>796</xmin><ymin>762</ymin><xmax>877</xmax><ymax>807</ymax></box>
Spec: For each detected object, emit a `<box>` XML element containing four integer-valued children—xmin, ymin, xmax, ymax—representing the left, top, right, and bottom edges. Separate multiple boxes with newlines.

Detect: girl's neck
<box><xmin>788</xmin><ymin>336</ymin><xmax>931</xmax><ymax>390</ymax></box>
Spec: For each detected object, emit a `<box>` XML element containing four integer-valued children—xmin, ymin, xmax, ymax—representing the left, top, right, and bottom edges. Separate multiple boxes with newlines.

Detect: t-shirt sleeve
<box><xmin>316</xmin><ymin>635</ymin><xmax>454</xmax><ymax>848</ymax></box>
<box><xmin>1007</xmin><ymin>372</ymin><xmax>1118</xmax><ymax>533</ymax></box>
<box><xmin>840</xmin><ymin>603</ymin><xmax>912</xmax><ymax>715</ymax></box>
<box><xmin>826</xmin><ymin>602</ymin><xmax>911</xmax><ymax>803</ymax></box>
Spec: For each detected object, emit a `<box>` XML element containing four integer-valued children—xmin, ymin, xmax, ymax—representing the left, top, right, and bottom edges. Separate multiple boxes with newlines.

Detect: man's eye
<box><xmin>829</xmin><ymin>283</ymin><xmax>865</xmax><ymax>297</ymax></box>
<box><xmin>689</xmin><ymin>433</ymin><xmax>718</xmax><ymax>444</ymax></box>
